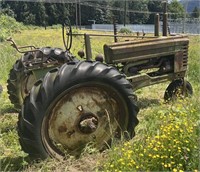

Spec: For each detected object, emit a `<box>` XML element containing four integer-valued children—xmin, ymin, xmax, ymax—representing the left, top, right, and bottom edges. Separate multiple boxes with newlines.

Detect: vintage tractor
<box><xmin>7</xmin><ymin>19</ymin><xmax>193</xmax><ymax>160</ymax></box>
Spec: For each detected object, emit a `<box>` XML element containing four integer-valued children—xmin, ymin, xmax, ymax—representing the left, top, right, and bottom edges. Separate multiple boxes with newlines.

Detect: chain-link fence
<box><xmin>169</xmin><ymin>18</ymin><xmax>200</xmax><ymax>35</ymax></box>
<box><xmin>90</xmin><ymin>18</ymin><xmax>200</xmax><ymax>35</ymax></box>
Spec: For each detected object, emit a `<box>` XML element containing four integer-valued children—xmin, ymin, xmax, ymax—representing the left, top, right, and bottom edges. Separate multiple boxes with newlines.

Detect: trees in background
<box><xmin>129</xmin><ymin>1</ymin><xmax>149</xmax><ymax>24</ymax></box>
<box><xmin>191</xmin><ymin>7</ymin><xmax>200</xmax><ymax>18</ymax></box>
<box><xmin>0</xmin><ymin>0</ymin><xmax>198</xmax><ymax>26</ymax></box>
<box><xmin>147</xmin><ymin>1</ymin><xmax>163</xmax><ymax>23</ymax></box>
<box><xmin>168</xmin><ymin>0</ymin><xmax>185</xmax><ymax>19</ymax></box>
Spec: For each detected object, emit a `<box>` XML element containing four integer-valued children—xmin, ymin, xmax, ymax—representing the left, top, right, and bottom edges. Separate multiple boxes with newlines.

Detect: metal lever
<box><xmin>6</xmin><ymin>37</ymin><xmax>38</xmax><ymax>54</ymax></box>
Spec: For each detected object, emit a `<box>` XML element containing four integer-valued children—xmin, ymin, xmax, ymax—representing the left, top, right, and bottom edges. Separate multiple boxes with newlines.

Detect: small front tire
<box><xmin>164</xmin><ymin>79</ymin><xmax>193</xmax><ymax>101</ymax></box>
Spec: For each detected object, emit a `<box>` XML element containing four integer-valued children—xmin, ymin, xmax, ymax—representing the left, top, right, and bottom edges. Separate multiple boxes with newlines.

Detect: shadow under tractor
<box><xmin>7</xmin><ymin>19</ymin><xmax>193</xmax><ymax>160</ymax></box>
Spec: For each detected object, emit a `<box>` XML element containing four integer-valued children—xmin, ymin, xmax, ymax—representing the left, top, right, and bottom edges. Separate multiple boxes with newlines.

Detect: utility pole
<box><xmin>123</xmin><ymin>1</ymin><xmax>127</xmax><ymax>27</ymax></box>
<box><xmin>183</xmin><ymin>1</ymin><xmax>188</xmax><ymax>33</ymax></box>
<box><xmin>79</xmin><ymin>0</ymin><xmax>81</xmax><ymax>30</ymax></box>
<box><xmin>75</xmin><ymin>0</ymin><xmax>78</xmax><ymax>29</ymax></box>
<box><xmin>163</xmin><ymin>1</ymin><xmax>168</xmax><ymax>36</ymax></box>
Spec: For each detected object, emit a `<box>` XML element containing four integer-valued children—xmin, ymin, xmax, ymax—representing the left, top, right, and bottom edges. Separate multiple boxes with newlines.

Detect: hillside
<box><xmin>180</xmin><ymin>0</ymin><xmax>200</xmax><ymax>12</ymax></box>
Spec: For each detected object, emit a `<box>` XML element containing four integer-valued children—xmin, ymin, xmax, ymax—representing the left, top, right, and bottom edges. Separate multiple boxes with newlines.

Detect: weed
<box><xmin>119</xmin><ymin>27</ymin><xmax>133</xmax><ymax>34</ymax></box>
<box><xmin>102</xmin><ymin>98</ymin><xmax>200</xmax><ymax>171</ymax></box>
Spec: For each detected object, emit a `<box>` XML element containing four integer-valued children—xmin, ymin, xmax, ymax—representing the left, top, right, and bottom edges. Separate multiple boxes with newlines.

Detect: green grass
<box><xmin>0</xmin><ymin>27</ymin><xmax>199</xmax><ymax>171</ymax></box>
<box><xmin>102</xmin><ymin>98</ymin><xmax>200</xmax><ymax>171</ymax></box>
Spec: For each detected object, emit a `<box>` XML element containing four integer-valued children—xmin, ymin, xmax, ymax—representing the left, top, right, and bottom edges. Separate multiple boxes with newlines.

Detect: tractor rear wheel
<box><xmin>7</xmin><ymin>53</ymin><xmax>36</xmax><ymax>110</ymax></box>
<box><xmin>7</xmin><ymin>47</ymin><xmax>77</xmax><ymax>110</ymax></box>
<box><xmin>164</xmin><ymin>79</ymin><xmax>193</xmax><ymax>101</ymax></box>
<box><xmin>18</xmin><ymin>61</ymin><xmax>139</xmax><ymax>160</ymax></box>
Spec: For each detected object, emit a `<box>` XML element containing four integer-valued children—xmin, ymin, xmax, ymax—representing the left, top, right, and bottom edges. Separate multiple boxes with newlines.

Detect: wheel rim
<box><xmin>21</xmin><ymin>73</ymin><xmax>36</xmax><ymax>99</ymax></box>
<box><xmin>41</xmin><ymin>83</ymin><xmax>128</xmax><ymax>158</ymax></box>
<box><xmin>172</xmin><ymin>85</ymin><xmax>191</xmax><ymax>100</ymax></box>
<box><xmin>172</xmin><ymin>87</ymin><xmax>184</xmax><ymax>100</ymax></box>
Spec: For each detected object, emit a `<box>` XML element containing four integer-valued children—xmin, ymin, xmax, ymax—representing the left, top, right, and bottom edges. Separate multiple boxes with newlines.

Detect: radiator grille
<box><xmin>182</xmin><ymin>44</ymin><xmax>188</xmax><ymax>70</ymax></box>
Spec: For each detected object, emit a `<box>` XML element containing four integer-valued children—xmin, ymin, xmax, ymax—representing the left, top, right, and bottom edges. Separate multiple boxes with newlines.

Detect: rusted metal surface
<box><xmin>154</xmin><ymin>13</ymin><xmax>160</xmax><ymax>37</ymax></box>
<box><xmin>163</xmin><ymin>13</ymin><xmax>168</xmax><ymax>36</ymax></box>
<box><xmin>174</xmin><ymin>51</ymin><xmax>185</xmax><ymax>73</ymax></box>
<box><xmin>78</xmin><ymin>114</ymin><xmax>98</xmax><ymax>134</ymax></box>
<box><xmin>104</xmin><ymin>35</ymin><xmax>189</xmax><ymax>64</ymax></box>
<box><xmin>113</xmin><ymin>18</ymin><xmax>118</xmax><ymax>43</ymax></box>
<box><xmin>163</xmin><ymin>1</ymin><xmax>168</xmax><ymax>36</ymax></box>
<box><xmin>104</xmin><ymin>35</ymin><xmax>190</xmax><ymax>91</ymax></box>
<box><xmin>7</xmin><ymin>37</ymin><xmax>39</xmax><ymax>54</ymax></box>
<box><xmin>127</xmin><ymin>72</ymin><xmax>185</xmax><ymax>92</ymax></box>
<box><xmin>84</xmin><ymin>34</ymin><xmax>92</xmax><ymax>61</ymax></box>
<box><xmin>21</xmin><ymin>73</ymin><xmax>36</xmax><ymax>97</ymax></box>
<box><xmin>73</xmin><ymin>33</ymin><xmax>157</xmax><ymax>39</ymax></box>
<box><xmin>48</xmin><ymin>86</ymin><xmax>122</xmax><ymax>151</ymax></box>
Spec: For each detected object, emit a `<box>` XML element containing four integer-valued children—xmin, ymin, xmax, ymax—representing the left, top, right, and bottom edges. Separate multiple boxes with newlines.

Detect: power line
<box><xmin>81</xmin><ymin>2</ymin><xmax>156</xmax><ymax>14</ymax></box>
<box><xmin>2</xmin><ymin>0</ymin><xmax>199</xmax><ymax>3</ymax></box>
<box><xmin>1</xmin><ymin>0</ymin><xmax>198</xmax><ymax>14</ymax></box>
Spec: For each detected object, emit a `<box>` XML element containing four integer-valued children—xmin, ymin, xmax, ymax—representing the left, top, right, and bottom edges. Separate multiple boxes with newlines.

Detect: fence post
<box><xmin>163</xmin><ymin>1</ymin><xmax>168</xmax><ymax>36</ymax></box>
<box><xmin>113</xmin><ymin>18</ymin><xmax>118</xmax><ymax>42</ymax></box>
<box><xmin>155</xmin><ymin>13</ymin><xmax>160</xmax><ymax>37</ymax></box>
<box><xmin>163</xmin><ymin>13</ymin><xmax>168</xmax><ymax>36</ymax></box>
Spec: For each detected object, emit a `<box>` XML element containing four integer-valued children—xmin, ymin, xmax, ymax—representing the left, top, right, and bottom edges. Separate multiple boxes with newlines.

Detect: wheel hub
<box><xmin>78</xmin><ymin>113</ymin><xmax>98</xmax><ymax>134</ymax></box>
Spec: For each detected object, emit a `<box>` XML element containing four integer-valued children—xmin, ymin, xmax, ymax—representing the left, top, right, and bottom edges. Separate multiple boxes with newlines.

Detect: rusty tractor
<box><xmin>7</xmin><ymin>17</ymin><xmax>193</xmax><ymax>160</ymax></box>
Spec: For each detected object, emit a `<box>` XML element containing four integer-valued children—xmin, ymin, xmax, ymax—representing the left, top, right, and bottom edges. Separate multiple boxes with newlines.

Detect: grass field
<box><xmin>0</xmin><ymin>28</ymin><xmax>199</xmax><ymax>171</ymax></box>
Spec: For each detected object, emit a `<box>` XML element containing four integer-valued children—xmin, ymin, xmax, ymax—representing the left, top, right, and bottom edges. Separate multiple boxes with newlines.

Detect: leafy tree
<box><xmin>168</xmin><ymin>0</ymin><xmax>185</xmax><ymax>19</ymax></box>
<box><xmin>102</xmin><ymin>3</ymin><xmax>113</xmax><ymax>24</ymax></box>
<box><xmin>111</xmin><ymin>1</ymin><xmax>125</xmax><ymax>24</ymax></box>
<box><xmin>45</xmin><ymin>4</ymin><xmax>59</xmax><ymax>25</ymax></box>
<box><xmin>0</xmin><ymin>3</ymin><xmax>15</xmax><ymax>17</ymax></box>
<box><xmin>31</xmin><ymin>3</ymin><xmax>47</xmax><ymax>26</ymax></box>
<box><xmin>81</xmin><ymin>5</ymin><xmax>96</xmax><ymax>25</ymax></box>
<box><xmin>95</xmin><ymin>1</ymin><xmax>112</xmax><ymax>24</ymax></box>
<box><xmin>147</xmin><ymin>1</ymin><xmax>163</xmax><ymax>24</ymax></box>
<box><xmin>67</xmin><ymin>3</ymin><xmax>76</xmax><ymax>25</ymax></box>
<box><xmin>1</xmin><ymin>1</ymin><xmax>177</xmax><ymax>26</ymax></box>
<box><xmin>129</xmin><ymin>0</ymin><xmax>149</xmax><ymax>24</ymax></box>
<box><xmin>19</xmin><ymin>2</ymin><xmax>36</xmax><ymax>25</ymax></box>
<box><xmin>191</xmin><ymin>7</ymin><xmax>200</xmax><ymax>18</ymax></box>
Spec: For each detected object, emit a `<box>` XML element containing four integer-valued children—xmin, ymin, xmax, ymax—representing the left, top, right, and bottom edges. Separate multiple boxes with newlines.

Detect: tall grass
<box><xmin>0</xmin><ymin>15</ymin><xmax>25</xmax><ymax>42</ymax></box>
<box><xmin>188</xmin><ymin>36</ymin><xmax>200</xmax><ymax>85</ymax></box>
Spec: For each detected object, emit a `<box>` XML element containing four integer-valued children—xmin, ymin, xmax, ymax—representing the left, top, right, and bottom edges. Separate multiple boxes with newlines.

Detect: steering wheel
<box><xmin>62</xmin><ymin>18</ymin><xmax>72</xmax><ymax>51</ymax></box>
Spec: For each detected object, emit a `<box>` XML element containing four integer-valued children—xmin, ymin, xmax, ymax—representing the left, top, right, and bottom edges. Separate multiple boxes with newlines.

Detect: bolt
<box><xmin>77</xmin><ymin>105</ymin><xmax>83</xmax><ymax>112</ymax></box>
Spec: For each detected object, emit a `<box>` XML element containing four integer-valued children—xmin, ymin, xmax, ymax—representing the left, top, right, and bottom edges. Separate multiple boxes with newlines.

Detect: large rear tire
<box><xmin>7</xmin><ymin>47</ymin><xmax>77</xmax><ymax>110</ymax></box>
<box><xmin>7</xmin><ymin>54</ymin><xmax>36</xmax><ymax>110</ymax></box>
<box><xmin>18</xmin><ymin>61</ymin><xmax>139</xmax><ymax>160</ymax></box>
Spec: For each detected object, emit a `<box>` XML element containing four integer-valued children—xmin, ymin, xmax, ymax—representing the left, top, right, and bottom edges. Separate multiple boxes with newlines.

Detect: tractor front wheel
<box><xmin>18</xmin><ymin>61</ymin><xmax>139</xmax><ymax>159</ymax></box>
<box><xmin>164</xmin><ymin>79</ymin><xmax>193</xmax><ymax>101</ymax></box>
